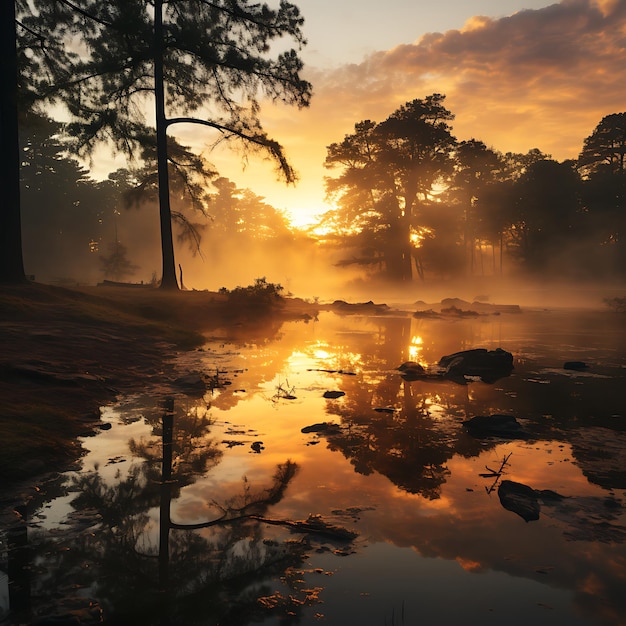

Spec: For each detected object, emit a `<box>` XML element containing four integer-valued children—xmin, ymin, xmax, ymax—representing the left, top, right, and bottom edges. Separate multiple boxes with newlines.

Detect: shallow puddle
<box><xmin>1</xmin><ymin>309</ymin><xmax>626</xmax><ymax>625</ymax></box>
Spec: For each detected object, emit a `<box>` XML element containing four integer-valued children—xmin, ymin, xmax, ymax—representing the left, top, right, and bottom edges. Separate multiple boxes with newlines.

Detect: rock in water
<box><xmin>397</xmin><ymin>361</ymin><xmax>426</xmax><ymax>381</ymax></box>
<box><xmin>301</xmin><ymin>422</ymin><xmax>341</xmax><ymax>434</ymax></box>
<box><xmin>323</xmin><ymin>390</ymin><xmax>345</xmax><ymax>399</ymax></box>
<box><xmin>498</xmin><ymin>480</ymin><xmax>541</xmax><ymax>522</ymax></box>
<box><xmin>438</xmin><ymin>348</ymin><xmax>513</xmax><ymax>382</ymax></box>
<box><xmin>564</xmin><ymin>361</ymin><xmax>589</xmax><ymax>371</ymax></box>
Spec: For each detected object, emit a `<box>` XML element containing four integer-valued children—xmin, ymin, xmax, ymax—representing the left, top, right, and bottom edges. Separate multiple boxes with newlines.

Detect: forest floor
<box><xmin>0</xmin><ymin>282</ymin><xmax>319</xmax><ymax>513</ymax></box>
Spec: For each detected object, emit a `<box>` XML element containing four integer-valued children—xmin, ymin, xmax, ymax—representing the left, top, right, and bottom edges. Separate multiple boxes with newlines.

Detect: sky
<box><xmin>179</xmin><ymin>0</ymin><xmax>626</xmax><ymax>226</ymax></box>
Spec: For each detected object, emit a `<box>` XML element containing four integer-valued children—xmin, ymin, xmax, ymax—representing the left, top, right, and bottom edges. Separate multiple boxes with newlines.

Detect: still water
<box><xmin>2</xmin><ymin>308</ymin><xmax>626</xmax><ymax>625</ymax></box>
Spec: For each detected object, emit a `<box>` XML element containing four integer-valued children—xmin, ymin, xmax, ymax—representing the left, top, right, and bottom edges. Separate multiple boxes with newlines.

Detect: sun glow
<box><xmin>313</xmin><ymin>348</ymin><xmax>331</xmax><ymax>360</ymax></box>
<box><xmin>408</xmin><ymin>335</ymin><xmax>424</xmax><ymax>361</ymax></box>
<box><xmin>410</xmin><ymin>227</ymin><xmax>433</xmax><ymax>249</ymax></box>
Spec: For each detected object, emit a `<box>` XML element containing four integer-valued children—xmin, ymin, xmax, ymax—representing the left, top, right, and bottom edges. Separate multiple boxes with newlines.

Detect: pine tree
<box><xmin>14</xmin><ymin>0</ymin><xmax>311</xmax><ymax>288</ymax></box>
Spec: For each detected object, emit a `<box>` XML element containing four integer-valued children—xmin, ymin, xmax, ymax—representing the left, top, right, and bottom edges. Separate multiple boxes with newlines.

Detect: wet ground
<box><xmin>1</xmin><ymin>307</ymin><xmax>625</xmax><ymax>625</ymax></box>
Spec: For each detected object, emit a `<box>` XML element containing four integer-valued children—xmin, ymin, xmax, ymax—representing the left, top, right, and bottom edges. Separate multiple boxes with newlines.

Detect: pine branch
<box><xmin>55</xmin><ymin>0</ymin><xmax>114</xmax><ymax>28</ymax></box>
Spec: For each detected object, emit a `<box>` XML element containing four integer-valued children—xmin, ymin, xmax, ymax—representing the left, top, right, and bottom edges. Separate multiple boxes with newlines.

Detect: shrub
<box><xmin>221</xmin><ymin>277</ymin><xmax>287</xmax><ymax>311</ymax></box>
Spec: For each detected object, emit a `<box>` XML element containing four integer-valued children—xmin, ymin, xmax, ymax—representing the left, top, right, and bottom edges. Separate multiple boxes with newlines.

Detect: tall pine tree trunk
<box><xmin>154</xmin><ymin>0</ymin><xmax>179</xmax><ymax>290</ymax></box>
<box><xmin>0</xmin><ymin>0</ymin><xmax>26</xmax><ymax>284</ymax></box>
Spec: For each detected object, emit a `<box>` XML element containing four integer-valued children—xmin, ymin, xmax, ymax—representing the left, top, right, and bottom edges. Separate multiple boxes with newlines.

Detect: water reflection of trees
<box><xmin>128</xmin><ymin>399</ymin><xmax>222</xmax><ymax>492</ymax></box>
<box><xmin>322</xmin><ymin>369</ymin><xmax>492</xmax><ymax>499</ymax></box>
<box><xmin>17</xmin><ymin>398</ymin><xmax>356</xmax><ymax>625</ymax></box>
<box><xmin>315</xmin><ymin>312</ymin><xmax>626</xmax><ymax>495</ymax></box>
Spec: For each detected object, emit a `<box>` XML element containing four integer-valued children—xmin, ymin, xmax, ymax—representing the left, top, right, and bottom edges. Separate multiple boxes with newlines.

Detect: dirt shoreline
<box><xmin>3</xmin><ymin>284</ymin><xmax>496</xmax><ymax>517</ymax></box>
<box><xmin>0</xmin><ymin>283</ymin><xmax>319</xmax><ymax>517</ymax></box>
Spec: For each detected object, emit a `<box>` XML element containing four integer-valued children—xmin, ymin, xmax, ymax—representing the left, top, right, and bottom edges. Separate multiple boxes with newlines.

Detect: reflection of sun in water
<box><xmin>424</xmin><ymin>394</ymin><xmax>446</xmax><ymax>420</ymax></box>
<box><xmin>313</xmin><ymin>348</ymin><xmax>331</xmax><ymax>360</ymax></box>
<box><xmin>303</xmin><ymin>341</ymin><xmax>364</xmax><ymax>372</ymax></box>
<box><xmin>408</xmin><ymin>335</ymin><xmax>424</xmax><ymax>361</ymax></box>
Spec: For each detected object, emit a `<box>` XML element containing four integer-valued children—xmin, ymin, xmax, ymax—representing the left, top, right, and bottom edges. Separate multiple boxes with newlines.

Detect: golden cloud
<box><xmin>210</xmin><ymin>0</ymin><xmax>626</xmax><ymax>219</ymax></box>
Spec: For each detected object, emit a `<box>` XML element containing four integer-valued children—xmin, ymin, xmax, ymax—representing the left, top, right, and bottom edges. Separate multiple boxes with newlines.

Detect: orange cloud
<box><xmin>208</xmin><ymin>0</ymin><xmax>626</xmax><ymax>223</ymax></box>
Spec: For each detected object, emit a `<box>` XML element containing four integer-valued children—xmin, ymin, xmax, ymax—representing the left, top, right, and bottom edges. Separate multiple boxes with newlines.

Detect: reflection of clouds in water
<box><xmin>125</xmin><ymin>313</ymin><xmax>626</xmax><ymax>620</ymax></box>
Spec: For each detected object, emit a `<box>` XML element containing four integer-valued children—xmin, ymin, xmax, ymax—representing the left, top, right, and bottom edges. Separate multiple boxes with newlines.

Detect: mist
<box><xmin>19</xmin><ymin>171</ymin><xmax>626</xmax><ymax>312</ymax></box>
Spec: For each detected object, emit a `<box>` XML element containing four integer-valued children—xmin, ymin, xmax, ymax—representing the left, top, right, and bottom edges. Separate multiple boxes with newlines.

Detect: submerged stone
<box><xmin>323</xmin><ymin>390</ymin><xmax>346</xmax><ymax>399</ymax></box>
<box><xmin>301</xmin><ymin>422</ymin><xmax>341</xmax><ymax>434</ymax></box>
<box><xmin>564</xmin><ymin>361</ymin><xmax>590</xmax><ymax>371</ymax></box>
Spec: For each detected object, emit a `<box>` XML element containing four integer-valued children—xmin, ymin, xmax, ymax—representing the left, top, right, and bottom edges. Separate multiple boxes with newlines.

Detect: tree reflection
<box><xmin>319</xmin><ymin>367</ymin><xmax>492</xmax><ymax>499</ymax></box>
<box><xmin>16</xmin><ymin>397</ymin><xmax>356</xmax><ymax>625</ymax></box>
<box><xmin>303</xmin><ymin>315</ymin><xmax>505</xmax><ymax>500</ymax></box>
<box><xmin>128</xmin><ymin>399</ymin><xmax>222</xmax><ymax>493</ymax></box>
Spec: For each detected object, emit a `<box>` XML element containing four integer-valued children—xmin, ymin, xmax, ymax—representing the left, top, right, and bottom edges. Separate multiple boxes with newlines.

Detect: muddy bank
<box><xmin>0</xmin><ymin>283</ymin><xmax>318</xmax><ymax>512</ymax></box>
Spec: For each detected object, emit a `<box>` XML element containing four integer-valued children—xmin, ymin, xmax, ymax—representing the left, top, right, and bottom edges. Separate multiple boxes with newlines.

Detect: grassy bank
<box><xmin>0</xmin><ymin>282</ymin><xmax>315</xmax><ymax>492</ymax></box>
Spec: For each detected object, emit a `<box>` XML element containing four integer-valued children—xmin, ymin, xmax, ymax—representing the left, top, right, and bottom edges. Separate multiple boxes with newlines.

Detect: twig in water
<box><xmin>482</xmin><ymin>452</ymin><xmax>513</xmax><ymax>494</ymax></box>
<box><xmin>272</xmin><ymin>378</ymin><xmax>297</xmax><ymax>401</ymax></box>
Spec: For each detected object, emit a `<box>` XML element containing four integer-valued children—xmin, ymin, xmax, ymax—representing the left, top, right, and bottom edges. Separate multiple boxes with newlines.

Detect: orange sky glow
<box><xmin>182</xmin><ymin>0</ymin><xmax>626</xmax><ymax>228</ymax></box>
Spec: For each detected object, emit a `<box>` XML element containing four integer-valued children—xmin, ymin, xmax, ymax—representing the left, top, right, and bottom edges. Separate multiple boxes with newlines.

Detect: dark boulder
<box><xmin>397</xmin><ymin>361</ymin><xmax>426</xmax><ymax>381</ymax></box>
<box><xmin>498</xmin><ymin>480</ymin><xmax>567</xmax><ymax>523</ymax></box>
<box><xmin>564</xmin><ymin>361</ymin><xmax>589</xmax><ymax>371</ymax></box>
<box><xmin>498</xmin><ymin>480</ymin><xmax>541</xmax><ymax>522</ymax></box>
<box><xmin>438</xmin><ymin>348</ymin><xmax>513</xmax><ymax>383</ymax></box>
<box><xmin>301</xmin><ymin>422</ymin><xmax>341</xmax><ymax>434</ymax></box>
<box><xmin>323</xmin><ymin>390</ymin><xmax>346</xmax><ymax>399</ymax></box>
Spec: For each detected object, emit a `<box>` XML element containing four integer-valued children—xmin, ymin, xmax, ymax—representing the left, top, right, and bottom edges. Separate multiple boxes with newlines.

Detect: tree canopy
<box><xmin>321</xmin><ymin>97</ymin><xmax>626</xmax><ymax>281</ymax></box>
<box><xmin>578</xmin><ymin>113</ymin><xmax>626</xmax><ymax>177</ymax></box>
<box><xmin>324</xmin><ymin>94</ymin><xmax>457</xmax><ymax>281</ymax></box>
<box><xmin>13</xmin><ymin>0</ymin><xmax>312</xmax><ymax>288</ymax></box>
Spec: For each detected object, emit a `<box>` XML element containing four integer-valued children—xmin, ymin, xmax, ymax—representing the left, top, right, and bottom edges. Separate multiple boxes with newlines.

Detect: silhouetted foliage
<box><xmin>15</xmin><ymin>0</ymin><xmax>312</xmax><ymax>289</ymax></box>
<box><xmin>578</xmin><ymin>113</ymin><xmax>626</xmax><ymax>177</ymax></box>
<box><xmin>509</xmin><ymin>159</ymin><xmax>583</xmax><ymax>271</ymax></box>
<box><xmin>578</xmin><ymin>114</ymin><xmax>626</xmax><ymax>274</ymax></box>
<box><xmin>324</xmin><ymin>94</ymin><xmax>457</xmax><ymax>281</ymax></box>
<box><xmin>99</xmin><ymin>241</ymin><xmax>139</xmax><ymax>281</ymax></box>
<box><xmin>446</xmin><ymin>139</ymin><xmax>506</xmax><ymax>274</ymax></box>
<box><xmin>219</xmin><ymin>277</ymin><xmax>286</xmax><ymax>311</ymax></box>
<box><xmin>209</xmin><ymin>177</ymin><xmax>294</xmax><ymax>241</ymax></box>
<box><xmin>19</xmin><ymin>114</ymin><xmax>112</xmax><ymax>283</ymax></box>
<box><xmin>321</xmin><ymin>97</ymin><xmax>626</xmax><ymax>281</ymax></box>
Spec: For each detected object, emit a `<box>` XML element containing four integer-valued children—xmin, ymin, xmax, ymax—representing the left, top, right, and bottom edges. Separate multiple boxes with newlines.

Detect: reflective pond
<box><xmin>2</xmin><ymin>307</ymin><xmax>626</xmax><ymax>625</ymax></box>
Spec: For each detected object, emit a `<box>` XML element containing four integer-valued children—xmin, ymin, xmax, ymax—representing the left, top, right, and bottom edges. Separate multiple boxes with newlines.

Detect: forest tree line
<box><xmin>3</xmin><ymin>0</ymin><xmax>311</xmax><ymax>288</ymax></box>
<box><xmin>321</xmin><ymin>94</ymin><xmax>626</xmax><ymax>282</ymax></box>
<box><xmin>20</xmin><ymin>95</ymin><xmax>626</xmax><ymax>286</ymax></box>
<box><xmin>19</xmin><ymin>113</ymin><xmax>307</xmax><ymax>285</ymax></box>
<box><xmin>5</xmin><ymin>2</ymin><xmax>625</xmax><ymax>288</ymax></box>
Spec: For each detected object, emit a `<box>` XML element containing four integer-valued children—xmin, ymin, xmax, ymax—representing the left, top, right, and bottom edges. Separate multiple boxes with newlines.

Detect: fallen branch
<box><xmin>170</xmin><ymin>512</ymin><xmax>357</xmax><ymax>541</ymax></box>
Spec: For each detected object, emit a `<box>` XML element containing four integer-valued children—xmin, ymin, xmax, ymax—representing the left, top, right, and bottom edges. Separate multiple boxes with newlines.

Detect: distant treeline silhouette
<box><xmin>17</xmin><ymin>100</ymin><xmax>626</xmax><ymax>286</ymax></box>
<box><xmin>321</xmin><ymin>94</ymin><xmax>626</xmax><ymax>282</ymax></box>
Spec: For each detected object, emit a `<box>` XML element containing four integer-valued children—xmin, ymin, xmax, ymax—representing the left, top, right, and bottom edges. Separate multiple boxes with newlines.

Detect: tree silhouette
<box><xmin>19</xmin><ymin>114</ymin><xmax>123</xmax><ymax>283</ymax></box>
<box><xmin>324</xmin><ymin>95</ymin><xmax>457</xmax><ymax>281</ymax></box>
<box><xmin>578</xmin><ymin>113</ymin><xmax>626</xmax><ymax>275</ymax></box>
<box><xmin>447</xmin><ymin>139</ymin><xmax>504</xmax><ymax>275</ymax></box>
<box><xmin>16</xmin><ymin>0</ymin><xmax>312</xmax><ymax>289</ymax></box>
<box><xmin>0</xmin><ymin>0</ymin><xmax>25</xmax><ymax>283</ymax></box>
<box><xmin>578</xmin><ymin>112</ymin><xmax>626</xmax><ymax>177</ymax></box>
<box><xmin>99</xmin><ymin>241</ymin><xmax>139</xmax><ymax>281</ymax></box>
